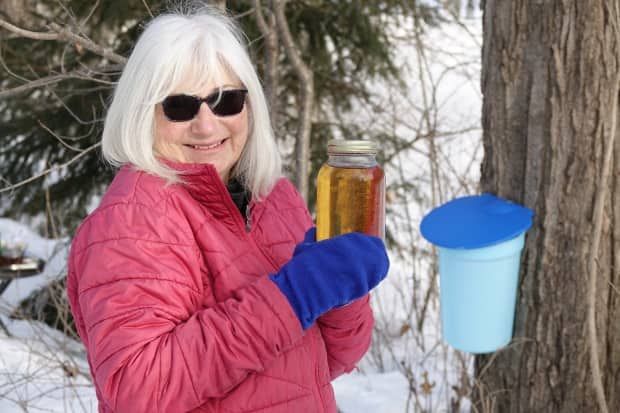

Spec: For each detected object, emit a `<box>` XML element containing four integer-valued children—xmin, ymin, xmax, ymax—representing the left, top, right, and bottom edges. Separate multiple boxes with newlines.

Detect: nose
<box><xmin>190</xmin><ymin>102</ymin><xmax>217</xmax><ymax>135</ymax></box>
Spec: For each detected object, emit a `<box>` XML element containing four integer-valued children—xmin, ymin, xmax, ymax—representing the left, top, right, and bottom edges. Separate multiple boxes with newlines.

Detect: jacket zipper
<box><xmin>240</xmin><ymin>201</ymin><xmax>282</xmax><ymax>272</ymax></box>
<box><xmin>245</xmin><ymin>203</ymin><xmax>252</xmax><ymax>232</ymax></box>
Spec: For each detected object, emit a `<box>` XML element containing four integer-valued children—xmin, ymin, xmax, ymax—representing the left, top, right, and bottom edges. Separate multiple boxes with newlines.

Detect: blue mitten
<box><xmin>291</xmin><ymin>227</ymin><xmax>316</xmax><ymax>256</ymax></box>
<box><xmin>270</xmin><ymin>230</ymin><xmax>389</xmax><ymax>329</ymax></box>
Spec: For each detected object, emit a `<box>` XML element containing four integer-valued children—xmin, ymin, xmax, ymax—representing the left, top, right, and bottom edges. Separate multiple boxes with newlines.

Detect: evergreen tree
<box><xmin>0</xmin><ymin>0</ymin><xmax>435</xmax><ymax>235</ymax></box>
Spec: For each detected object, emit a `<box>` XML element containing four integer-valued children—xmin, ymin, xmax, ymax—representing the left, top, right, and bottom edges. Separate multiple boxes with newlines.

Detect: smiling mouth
<box><xmin>184</xmin><ymin>138</ymin><xmax>227</xmax><ymax>150</ymax></box>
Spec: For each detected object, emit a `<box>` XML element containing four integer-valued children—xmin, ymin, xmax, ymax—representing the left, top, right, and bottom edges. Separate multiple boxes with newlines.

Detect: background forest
<box><xmin>9</xmin><ymin>0</ymin><xmax>617</xmax><ymax>412</ymax></box>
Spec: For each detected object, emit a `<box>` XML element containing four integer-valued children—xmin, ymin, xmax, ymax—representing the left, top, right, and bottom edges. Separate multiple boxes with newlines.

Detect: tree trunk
<box><xmin>253</xmin><ymin>0</ymin><xmax>280</xmax><ymax>134</ymax></box>
<box><xmin>474</xmin><ymin>1</ymin><xmax>620</xmax><ymax>412</ymax></box>
<box><xmin>273</xmin><ymin>0</ymin><xmax>314</xmax><ymax>202</ymax></box>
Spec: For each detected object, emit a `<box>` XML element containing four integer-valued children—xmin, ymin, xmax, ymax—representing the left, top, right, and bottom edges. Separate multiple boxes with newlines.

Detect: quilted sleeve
<box><xmin>69</xmin><ymin>203</ymin><xmax>304</xmax><ymax>413</ymax></box>
<box><xmin>271</xmin><ymin>178</ymin><xmax>375</xmax><ymax>379</ymax></box>
<box><xmin>316</xmin><ymin>294</ymin><xmax>374</xmax><ymax>380</ymax></box>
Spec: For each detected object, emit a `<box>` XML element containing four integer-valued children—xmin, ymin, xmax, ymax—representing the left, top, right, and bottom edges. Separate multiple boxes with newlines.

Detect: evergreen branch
<box><xmin>0</xmin><ymin>142</ymin><xmax>101</xmax><ymax>194</ymax></box>
<box><xmin>0</xmin><ymin>18</ymin><xmax>127</xmax><ymax>64</ymax></box>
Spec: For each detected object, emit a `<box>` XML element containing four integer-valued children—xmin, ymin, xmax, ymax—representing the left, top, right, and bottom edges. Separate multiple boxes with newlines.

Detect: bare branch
<box><xmin>0</xmin><ymin>42</ymin><xmax>35</xmax><ymax>83</ymax></box>
<box><xmin>0</xmin><ymin>60</ymin><xmax>121</xmax><ymax>99</ymax></box>
<box><xmin>0</xmin><ymin>73</ymin><xmax>70</xmax><ymax>99</ymax></box>
<box><xmin>141</xmin><ymin>0</ymin><xmax>154</xmax><ymax>18</ymax></box>
<box><xmin>253</xmin><ymin>0</ymin><xmax>269</xmax><ymax>42</ymax></box>
<box><xmin>0</xmin><ymin>18</ymin><xmax>57</xmax><ymax>40</ymax></box>
<box><xmin>37</xmin><ymin>120</ymin><xmax>87</xmax><ymax>153</ymax></box>
<box><xmin>47</xmin><ymin>23</ymin><xmax>127</xmax><ymax>64</ymax></box>
<box><xmin>46</xmin><ymin>87</ymin><xmax>101</xmax><ymax>126</ymax></box>
<box><xmin>0</xmin><ymin>142</ymin><xmax>101</xmax><ymax>194</ymax></box>
<box><xmin>0</xmin><ymin>18</ymin><xmax>127</xmax><ymax>64</ymax></box>
<box><xmin>80</xmin><ymin>0</ymin><xmax>102</xmax><ymax>29</ymax></box>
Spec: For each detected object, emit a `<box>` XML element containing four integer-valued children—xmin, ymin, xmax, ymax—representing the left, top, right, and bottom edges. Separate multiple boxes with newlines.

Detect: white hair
<box><xmin>101</xmin><ymin>4</ymin><xmax>282</xmax><ymax>198</ymax></box>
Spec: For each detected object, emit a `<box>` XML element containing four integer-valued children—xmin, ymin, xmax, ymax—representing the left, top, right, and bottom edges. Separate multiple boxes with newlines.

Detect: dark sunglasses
<box><xmin>161</xmin><ymin>89</ymin><xmax>248</xmax><ymax>121</ymax></box>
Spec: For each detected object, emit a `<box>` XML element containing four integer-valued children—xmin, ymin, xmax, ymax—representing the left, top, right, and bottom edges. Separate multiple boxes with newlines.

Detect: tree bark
<box><xmin>253</xmin><ymin>0</ymin><xmax>280</xmax><ymax>133</ymax></box>
<box><xmin>273</xmin><ymin>0</ymin><xmax>314</xmax><ymax>202</ymax></box>
<box><xmin>474</xmin><ymin>1</ymin><xmax>620</xmax><ymax>412</ymax></box>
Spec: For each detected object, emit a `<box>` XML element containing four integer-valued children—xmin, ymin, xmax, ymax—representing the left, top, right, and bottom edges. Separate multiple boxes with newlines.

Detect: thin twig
<box><xmin>0</xmin><ymin>62</ymin><xmax>122</xmax><ymax>99</ymax></box>
<box><xmin>48</xmin><ymin>23</ymin><xmax>127</xmax><ymax>64</ymax></box>
<box><xmin>0</xmin><ymin>18</ymin><xmax>127</xmax><ymax>64</ymax></box>
<box><xmin>37</xmin><ymin>121</ymin><xmax>85</xmax><ymax>153</ymax></box>
<box><xmin>141</xmin><ymin>0</ymin><xmax>154</xmax><ymax>18</ymax></box>
<box><xmin>0</xmin><ymin>73</ymin><xmax>72</xmax><ymax>99</ymax></box>
<box><xmin>45</xmin><ymin>188</ymin><xmax>59</xmax><ymax>239</ymax></box>
<box><xmin>0</xmin><ymin>143</ymin><xmax>101</xmax><ymax>194</ymax></box>
<box><xmin>0</xmin><ymin>43</ymin><xmax>30</xmax><ymax>83</ymax></box>
<box><xmin>46</xmin><ymin>87</ymin><xmax>101</xmax><ymax>126</ymax></box>
<box><xmin>80</xmin><ymin>0</ymin><xmax>102</xmax><ymax>29</ymax></box>
<box><xmin>0</xmin><ymin>19</ymin><xmax>57</xmax><ymax>40</ymax></box>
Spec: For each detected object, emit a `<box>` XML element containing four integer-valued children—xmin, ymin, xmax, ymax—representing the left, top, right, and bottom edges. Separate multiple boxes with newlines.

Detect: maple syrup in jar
<box><xmin>316</xmin><ymin>140</ymin><xmax>385</xmax><ymax>241</ymax></box>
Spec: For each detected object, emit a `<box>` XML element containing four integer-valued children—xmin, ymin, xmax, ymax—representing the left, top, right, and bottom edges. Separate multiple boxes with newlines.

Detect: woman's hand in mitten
<box><xmin>269</xmin><ymin>231</ymin><xmax>389</xmax><ymax>329</ymax></box>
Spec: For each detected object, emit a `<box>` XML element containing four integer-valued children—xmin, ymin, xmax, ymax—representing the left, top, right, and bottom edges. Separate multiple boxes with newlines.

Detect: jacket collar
<box><xmin>160</xmin><ymin>159</ymin><xmax>247</xmax><ymax>227</ymax></box>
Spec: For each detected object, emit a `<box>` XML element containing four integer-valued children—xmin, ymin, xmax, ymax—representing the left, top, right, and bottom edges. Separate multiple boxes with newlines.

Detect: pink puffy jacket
<box><xmin>67</xmin><ymin>163</ymin><xmax>374</xmax><ymax>413</ymax></box>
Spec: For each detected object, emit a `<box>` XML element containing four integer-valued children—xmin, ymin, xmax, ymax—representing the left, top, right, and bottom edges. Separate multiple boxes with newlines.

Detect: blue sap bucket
<box><xmin>439</xmin><ymin>233</ymin><xmax>524</xmax><ymax>353</ymax></box>
<box><xmin>420</xmin><ymin>194</ymin><xmax>534</xmax><ymax>353</ymax></box>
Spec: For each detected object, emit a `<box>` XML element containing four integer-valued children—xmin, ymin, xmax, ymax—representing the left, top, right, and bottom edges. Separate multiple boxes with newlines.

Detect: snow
<box><xmin>0</xmin><ymin>218</ymin><xmax>69</xmax><ymax>309</ymax></box>
<box><xmin>0</xmin><ymin>16</ymin><xmax>483</xmax><ymax>413</ymax></box>
<box><xmin>0</xmin><ymin>319</ymin><xmax>97</xmax><ymax>413</ymax></box>
<box><xmin>334</xmin><ymin>371</ymin><xmax>411</xmax><ymax>413</ymax></box>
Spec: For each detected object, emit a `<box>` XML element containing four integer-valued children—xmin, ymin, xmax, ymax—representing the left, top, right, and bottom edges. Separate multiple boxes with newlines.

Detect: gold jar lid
<box><xmin>327</xmin><ymin>139</ymin><xmax>378</xmax><ymax>154</ymax></box>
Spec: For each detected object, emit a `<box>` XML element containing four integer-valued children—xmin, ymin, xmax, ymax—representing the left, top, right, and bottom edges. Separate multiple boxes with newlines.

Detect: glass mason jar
<box><xmin>316</xmin><ymin>139</ymin><xmax>385</xmax><ymax>241</ymax></box>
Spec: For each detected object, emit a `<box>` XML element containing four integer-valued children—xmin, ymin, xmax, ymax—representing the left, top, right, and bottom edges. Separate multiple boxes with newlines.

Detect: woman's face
<box><xmin>153</xmin><ymin>74</ymin><xmax>249</xmax><ymax>183</ymax></box>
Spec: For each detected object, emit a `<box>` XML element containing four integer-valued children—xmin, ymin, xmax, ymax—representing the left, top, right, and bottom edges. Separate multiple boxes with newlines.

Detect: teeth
<box><xmin>188</xmin><ymin>139</ymin><xmax>224</xmax><ymax>150</ymax></box>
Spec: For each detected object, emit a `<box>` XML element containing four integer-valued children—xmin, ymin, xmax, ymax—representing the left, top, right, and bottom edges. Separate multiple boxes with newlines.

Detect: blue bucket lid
<box><xmin>420</xmin><ymin>193</ymin><xmax>534</xmax><ymax>249</ymax></box>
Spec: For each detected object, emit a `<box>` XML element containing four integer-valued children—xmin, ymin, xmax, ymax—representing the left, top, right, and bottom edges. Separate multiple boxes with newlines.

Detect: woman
<box><xmin>67</xmin><ymin>5</ymin><xmax>389</xmax><ymax>413</ymax></box>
